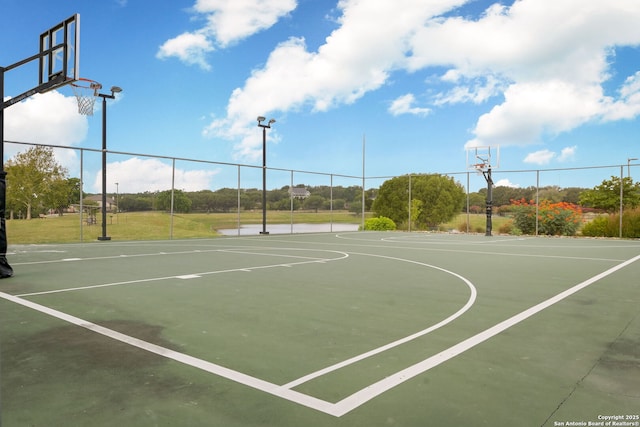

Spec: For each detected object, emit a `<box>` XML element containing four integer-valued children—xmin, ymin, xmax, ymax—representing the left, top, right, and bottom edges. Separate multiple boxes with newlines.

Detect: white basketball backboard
<box><xmin>466</xmin><ymin>145</ymin><xmax>500</xmax><ymax>170</ymax></box>
<box><xmin>38</xmin><ymin>14</ymin><xmax>80</xmax><ymax>91</ymax></box>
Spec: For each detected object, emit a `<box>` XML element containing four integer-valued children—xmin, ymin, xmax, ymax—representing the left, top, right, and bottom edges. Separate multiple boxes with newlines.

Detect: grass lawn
<box><xmin>6</xmin><ymin>211</ymin><xmax>513</xmax><ymax>244</ymax></box>
<box><xmin>6</xmin><ymin>210</ymin><xmax>367</xmax><ymax>244</ymax></box>
<box><xmin>440</xmin><ymin>212</ymin><xmax>511</xmax><ymax>233</ymax></box>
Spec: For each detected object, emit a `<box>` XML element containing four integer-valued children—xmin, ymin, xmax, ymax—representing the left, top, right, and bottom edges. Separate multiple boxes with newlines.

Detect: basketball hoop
<box><xmin>473</xmin><ymin>163</ymin><xmax>487</xmax><ymax>175</ymax></box>
<box><xmin>70</xmin><ymin>78</ymin><xmax>102</xmax><ymax>115</ymax></box>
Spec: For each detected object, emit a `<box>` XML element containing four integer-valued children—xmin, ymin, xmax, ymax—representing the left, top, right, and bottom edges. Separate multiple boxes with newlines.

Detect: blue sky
<box><xmin>2</xmin><ymin>0</ymin><xmax>640</xmax><ymax>194</ymax></box>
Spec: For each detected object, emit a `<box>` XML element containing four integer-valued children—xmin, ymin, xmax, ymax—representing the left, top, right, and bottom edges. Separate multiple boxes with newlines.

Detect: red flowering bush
<box><xmin>510</xmin><ymin>198</ymin><xmax>582</xmax><ymax>236</ymax></box>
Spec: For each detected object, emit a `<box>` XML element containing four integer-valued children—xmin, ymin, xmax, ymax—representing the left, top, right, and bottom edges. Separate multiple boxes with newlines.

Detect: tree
<box><xmin>119</xmin><ymin>195</ymin><xmax>153</xmax><ymax>211</ymax></box>
<box><xmin>579</xmin><ymin>176</ymin><xmax>640</xmax><ymax>212</ymax></box>
<box><xmin>156</xmin><ymin>189</ymin><xmax>192</xmax><ymax>213</ymax></box>
<box><xmin>412</xmin><ymin>174</ymin><xmax>466</xmax><ymax>227</ymax></box>
<box><xmin>372</xmin><ymin>175</ymin><xmax>410</xmax><ymax>223</ymax></box>
<box><xmin>303</xmin><ymin>194</ymin><xmax>325</xmax><ymax>212</ymax></box>
<box><xmin>373</xmin><ymin>174</ymin><xmax>465</xmax><ymax>228</ymax></box>
<box><xmin>561</xmin><ymin>187</ymin><xmax>583</xmax><ymax>204</ymax></box>
<box><xmin>41</xmin><ymin>178</ymin><xmax>76</xmax><ymax>216</ymax></box>
<box><xmin>211</xmin><ymin>188</ymin><xmax>238</xmax><ymax>212</ymax></box>
<box><xmin>5</xmin><ymin>146</ymin><xmax>68</xmax><ymax>219</ymax></box>
<box><xmin>66</xmin><ymin>177</ymin><xmax>83</xmax><ymax>206</ymax></box>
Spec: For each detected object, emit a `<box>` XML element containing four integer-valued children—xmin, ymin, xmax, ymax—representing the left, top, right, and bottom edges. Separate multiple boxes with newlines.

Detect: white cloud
<box><xmin>206</xmin><ymin>0</ymin><xmax>466</xmax><ymax>160</ymax></box>
<box><xmin>434</xmin><ymin>75</ymin><xmax>504</xmax><ymax>106</ymax></box>
<box><xmin>602</xmin><ymin>71</ymin><xmax>640</xmax><ymax>120</ymax></box>
<box><xmin>524</xmin><ymin>149</ymin><xmax>555</xmax><ymax>165</ymax></box>
<box><xmin>389</xmin><ymin>94</ymin><xmax>431</xmax><ymax>116</ymax></box>
<box><xmin>494</xmin><ymin>178</ymin><xmax>519</xmax><ymax>188</ymax></box>
<box><xmin>195</xmin><ymin>0</ymin><xmax>297</xmax><ymax>46</ymax></box>
<box><xmin>558</xmin><ymin>145</ymin><xmax>577</xmax><ymax>162</ymax></box>
<box><xmin>522</xmin><ymin>145</ymin><xmax>577</xmax><ymax>166</ymax></box>
<box><xmin>158</xmin><ymin>0</ymin><xmax>297</xmax><ymax>69</ymax></box>
<box><xmin>157</xmin><ymin>32</ymin><xmax>214</xmax><ymax>71</ymax></box>
<box><xmin>4</xmin><ymin>91</ymin><xmax>88</xmax><ymax>171</ymax></box>
<box><xmin>92</xmin><ymin>158</ymin><xmax>219</xmax><ymax>193</ymax></box>
<box><xmin>465</xmin><ymin>80</ymin><xmax>604</xmax><ymax>148</ymax></box>
<box><xmin>196</xmin><ymin>0</ymin><xmax>640</xmax><ymax>161</ymax></box>
<box><xmin>408</xmin><ymin>0</ymin><xmax>640</xmax><ymax>149</ymax></box>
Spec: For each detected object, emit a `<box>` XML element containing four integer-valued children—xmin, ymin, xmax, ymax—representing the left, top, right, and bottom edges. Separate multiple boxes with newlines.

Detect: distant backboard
<box><xmin>38</xmin><ymin>14</ymin><xmax>80</xmax><ymax>92</ymax></box>
<box><xmin>466</xmin><ymin>145</ymin><xmax>500</xmax><ymax>171</ymax></box>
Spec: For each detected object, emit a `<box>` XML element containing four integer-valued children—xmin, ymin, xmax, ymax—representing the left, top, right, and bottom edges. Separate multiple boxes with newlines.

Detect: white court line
<box><xmin>329</xmin><ymin>252</ymin><xmax>640</xmax><ymax>416</ymax></box>
<box><xmin>11</xmin><ymin>246</ymin><xmax>342</xmax><ymax>267</ymax></box>
<box><xmin>3</xmin><ymin>252</ymin><xmax>637</xmax><ymax>416</ymax></box>
<box><xmin>10</xmin><ymin>248</ymin><xmax>225</xmax><ymax>266</ymax></box>
<box><xmin>281</xmin><ymin>252</ymin><xmax>477</xmax><ymax>389</ymax></box>
<box><xmin>269</xmin><ymin>237</ymin><xmax>627</xmax><ymax>263</ymax></box>
<box><xmin>16</xmin><ymin>250</ymin><xmax>349</xmax><ymax>297</ymax></box>
<box><xmin>0</xmin><ymin>291</ymin><xmax>335</xmax><ymax>415</ymax></box>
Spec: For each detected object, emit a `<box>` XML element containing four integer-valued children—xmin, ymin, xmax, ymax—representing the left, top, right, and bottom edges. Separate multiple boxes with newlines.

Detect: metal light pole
<box><xmin>628</xmin><ymin>157</ymin><xmax>638</xmax><ymax>178</ymax></box>
<box><xmin>257</xmin><ymin>116</ymin><xmax>275</xmax><ymax>235</ymax></box>
<box><xmin>115</xmin><ymin>181</ymin><xmax>119</xmax><ymax>224</ymax></box>
<box><xmin>96</xmin><ymin>86</ymin><xmax>122</xmax><ymax>241</ymax></box>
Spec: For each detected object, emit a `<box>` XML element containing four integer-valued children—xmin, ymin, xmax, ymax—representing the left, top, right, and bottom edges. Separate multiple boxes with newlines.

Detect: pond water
<box><xmin>217</xmin><ymin>223</ymin><xmax>360</xmax><ymax>236</ymax></box>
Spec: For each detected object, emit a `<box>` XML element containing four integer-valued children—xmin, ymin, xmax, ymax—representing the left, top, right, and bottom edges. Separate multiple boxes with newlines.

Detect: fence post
<box><xmin>330</xmin><ymin>174</ymin><xmax>334</xmax><ymax>233</ymax></box>
<box><xmin>408</xmin><ymin>174</ymin><xmax>412</xmax><ymax>232</ymax></box>
<box><xmin>237</xmin><ymin>165</ymin><xmax>241</xmax><ymax>237</ymax></box>
<box><xmin>170</xmin><ymin>158</ymin><xmax>175</xmax><ymax>240</ymax></box>
<box><xmin>79</xmin><ymin>149</ymin><xmax>84</xmax><ymax>242</ymax></box>
<box><xmin>466</xmin><ymin>171</ymin><xmax>470</xmax><ymax>234</ymax></box>
<box><xmin>620</xmin><ymin>165</ymin><xmax>624</xmax><ymax>238</ymax></box>
<box><xmin>536</xmin><ymin>170</ymin><xmax>540</xmax><ymax>236</ymax></box>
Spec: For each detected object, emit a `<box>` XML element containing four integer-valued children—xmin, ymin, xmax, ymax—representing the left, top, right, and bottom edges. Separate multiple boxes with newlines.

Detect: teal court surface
<box><xmin>1</xmin><ymin>232</ymin><xmax>639</xmax><ymax>426</ymax></box>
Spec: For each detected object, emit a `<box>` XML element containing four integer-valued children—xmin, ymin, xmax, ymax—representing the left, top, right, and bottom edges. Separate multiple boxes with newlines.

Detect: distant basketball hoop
<box><xmin>472</xmin><ymin>163</ymin><xmax>487</xmax><ymax>175</ymax></box>
<box><xmin>466</xmin><ymin>145</ymin><xmax>500</xmax><ymax>237</ymax></box>
<box><xmin>71</xmin><ymin>78</ymin><xmax>101</xmax><ymax>115</ymax></box>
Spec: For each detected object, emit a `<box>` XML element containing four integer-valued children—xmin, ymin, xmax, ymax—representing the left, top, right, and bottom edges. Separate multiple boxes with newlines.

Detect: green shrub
<box><xmin>581</xmin><ymin>216</ymin><xmax>610</xmax><ymax>237</ymax></box>
<box><xmin>582</xmin><ymin>209</ymin><xmax>640</xmax><ymax>238</ymax></box>
<box><xmin>362</xmin><ymin>216</ymin><xmax>396</xmax><ymax>231</ymax></box>
<box><xmin>498</xmin><ymin>220</ymin><xmax>514</xmax><ymax>235</ymax></box>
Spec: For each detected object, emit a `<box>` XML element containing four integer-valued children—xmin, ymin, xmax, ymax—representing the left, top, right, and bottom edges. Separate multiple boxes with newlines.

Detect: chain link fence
<box><xmin>5</xmin><ymin>140</ymin><xmax>639</xmax><ymax>242</ymax></box>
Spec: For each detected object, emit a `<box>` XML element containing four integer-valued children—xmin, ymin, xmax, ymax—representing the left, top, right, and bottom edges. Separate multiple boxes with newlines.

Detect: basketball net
<box><xmin>71</xmin><ymin>78</ymin><xmax>101</xmax><ymax>116</ymax></box>
<box><xmin>473</xmin><ymin>163</ymin><xmax>487</xmax><ymax>176</ymax></box>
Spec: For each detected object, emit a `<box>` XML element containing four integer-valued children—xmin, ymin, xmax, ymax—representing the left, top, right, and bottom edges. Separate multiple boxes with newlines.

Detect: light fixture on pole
<box><xmin>628</xmin><ymin>157</ymin><xmax>638</xmax><ymax>178</ymax></box>
<box><xmin>96</xmin><ymin>85</ymin><xmax>122</xmax><ymax>241</ymax></box>
<box><xmin>257</xmin><ymin>116</ymin><xmax>275</xmax><ymax>235</ymax></box>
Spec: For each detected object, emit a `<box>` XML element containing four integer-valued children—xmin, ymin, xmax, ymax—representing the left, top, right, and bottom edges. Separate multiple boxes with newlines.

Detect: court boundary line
<box><xmin>281</xmin><ymin>252</ymin><xmax>477</xmax><ymax>389</ymax></box>
<box><xmin>2</xmin><ymin>250</ymin><xmax>638</xmax><ymax>416</ymax></box>
<box><xmin>270</xmin><ymin>236</ymin><xmax>628</xmax><ymax>263</ymax></box>
<box><xmin>9</xmin><ymin>245</ymin><xmax>337</xmax><ymax>267</ymax></box>
<box><xmin>15</xmin><ymin>248</ymin><xmax>350</xmax><ymax>297</ymax></box>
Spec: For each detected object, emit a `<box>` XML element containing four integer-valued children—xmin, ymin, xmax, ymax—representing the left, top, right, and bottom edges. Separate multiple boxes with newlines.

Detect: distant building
<box><xmin>84</xmin><ymin>195</ymin><xmax>116</xmax><ymax>210</ymax></box>
<box><xmin>289</xmin><ymin>187</ymin><xmax>310</xmax><ymax>199</ymax></box>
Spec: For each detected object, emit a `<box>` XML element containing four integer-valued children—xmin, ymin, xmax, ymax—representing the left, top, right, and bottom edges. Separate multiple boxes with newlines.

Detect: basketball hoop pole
<box><xmin>0</xmin><ymin>14</ymin><xmax>79</xmax><ymax>277</ymax></box>
<box><xmin>468</xmin><ymin>145</ymin><xmax>498</xmax><ymax>237</ymax></box>
<box><xmin>1</xmin><ymin>50</ymin><xmax>63</xmax><ymax>276</ymax></box>
<box><xmin>481</xmin><ymin>166</ymin><xmax>493</xmax><ymax>236</ymax></box>
<box><xmin>0</xmin><ymin>66</ymin><xmax>13</xmax><ymax>277</ymax></box>
<box><xmin>1</xmin><ymin>43</ymin><xmax>72</xmax><ymax>278</ymax></box>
